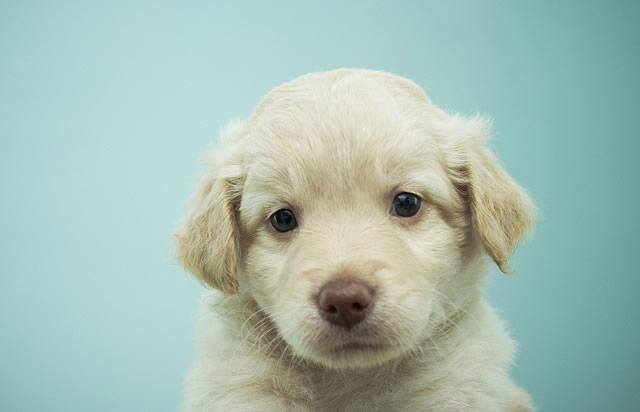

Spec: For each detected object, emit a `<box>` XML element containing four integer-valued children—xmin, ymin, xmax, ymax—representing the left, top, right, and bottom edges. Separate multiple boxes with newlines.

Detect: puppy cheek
<box><xmin>271</xmin><ymin>263</ymin><xmax>324</xmax><ymax>343</ymax></box>
<box><xmin>412</xmin><ymin>220</ymin><xmax>464</xmax><ymax>282</ymax></box>
<box><xmin>380</xmin><ymin>264</ymin><xmax>435</xmax><ymax>339</ymax></box>
<box><xmin>241</xmin><ymin>236</ymin><xmax>292</xmax><ymax>315</ymax></box>
<box><xmin>397</xmin><ymin>220</ymin><xmax>464</xmax><ymax>315</ymax></box>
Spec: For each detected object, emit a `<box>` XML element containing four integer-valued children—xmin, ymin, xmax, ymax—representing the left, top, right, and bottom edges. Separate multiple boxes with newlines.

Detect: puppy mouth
<box><xmin>320</xmin><ymin>327</ymin><xmax>389</xmax><ymax>355</ymax></box>
<box><xmin>329</xmin><ymin>341</ymin><xmax>386</xmax><ymax>353</ymax></box>
<box><xmin>298</xmin><ymin>321</ymin><xmax>405</xmax><ymax>367</ymax></box>
<box><xmin>311</xmin><ymin>336</ymin><xmax>398</xmax><ymax>368</ymax></box>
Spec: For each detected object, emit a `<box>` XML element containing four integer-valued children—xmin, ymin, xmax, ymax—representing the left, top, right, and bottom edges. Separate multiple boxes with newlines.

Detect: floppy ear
<box><xmin>438</xmin><ymin>115</ymin><xmax>535</xmax><ymax>273</ymax></box>
<box><xmin>174</xmin><ymin>122</ymin><xmax>246</xmax><ymax>294</ymax></box>
<box><xmin>467</xmin><ymin>143</ymin><xmax>535</xmax><ymax>273</ymax></box>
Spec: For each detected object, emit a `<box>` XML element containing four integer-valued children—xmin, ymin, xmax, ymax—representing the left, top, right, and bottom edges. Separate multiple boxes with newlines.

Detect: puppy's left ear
<box><xmin>438</xmin><ymin>115</ymin><xmax>535</xmax><ymax>273</ymax></box>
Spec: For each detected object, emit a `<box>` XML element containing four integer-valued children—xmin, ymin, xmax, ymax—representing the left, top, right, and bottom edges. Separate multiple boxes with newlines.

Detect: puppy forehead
<box><xmin>240</xmin><ymin>71</ymin><xmax>452</xmax><ymax>219</ymax></box>
<box><xmin>246</xmin><ymin>125</ymin><xmax>440</xmax><ymax>190</ymax></box>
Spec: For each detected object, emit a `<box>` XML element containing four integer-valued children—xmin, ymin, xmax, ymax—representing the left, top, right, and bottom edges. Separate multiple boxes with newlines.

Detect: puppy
<box><xmin>176</xmin><ymin>69</ymin><xmax>535</xmax><ymax>411</ymax></box>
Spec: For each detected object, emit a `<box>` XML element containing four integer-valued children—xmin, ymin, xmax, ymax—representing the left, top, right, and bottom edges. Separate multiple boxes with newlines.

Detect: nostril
<box><xmin>327</xmin><ymin>305</ymin><xmax>337</xmax><ymax>314</ymax></box>
<box><xmin>352</xmin><ymin>302</ymin><xmax>367</xmax><ymax>312</ymax></box>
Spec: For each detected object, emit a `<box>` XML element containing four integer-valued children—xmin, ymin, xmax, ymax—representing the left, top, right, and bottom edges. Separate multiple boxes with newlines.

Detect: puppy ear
<box><xmin>438</xmin><ymin>115</ymin><xmax>535</xmax><ymax>273</ymax></box>
<box><xmin>467</xmin><ymin>143</ymin><xmax>535</xmax><ymax>273</ymax></box>
<box><xmin>175</xmin><ymin>122</ymin><xmax>246</xmax><ymax>294</ymax></box>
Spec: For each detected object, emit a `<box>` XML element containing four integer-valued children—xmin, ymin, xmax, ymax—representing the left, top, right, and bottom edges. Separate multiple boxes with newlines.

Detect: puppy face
<box><xmin>176</xmin><ymin>70</ymin><xmax>534</xmax><ymax>369</ymax></box>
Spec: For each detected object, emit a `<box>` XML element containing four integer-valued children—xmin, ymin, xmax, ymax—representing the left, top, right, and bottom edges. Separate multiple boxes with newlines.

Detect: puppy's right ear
<box><xmin>175</xmin><ymin>122</ymin><xmax>246</xmax><ymax>295</ymax></box>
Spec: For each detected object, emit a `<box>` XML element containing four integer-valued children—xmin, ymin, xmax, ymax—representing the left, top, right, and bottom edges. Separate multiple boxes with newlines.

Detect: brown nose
<box><xmin>317</xmin><ymin>280</ymin><xmax>374</xmax><ymax>329</ymax></box>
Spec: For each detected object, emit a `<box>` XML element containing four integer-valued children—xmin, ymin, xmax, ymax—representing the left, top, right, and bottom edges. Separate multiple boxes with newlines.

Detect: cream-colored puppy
<box><xmin>176</xmin><ymin>69</ymin><xmax>535</xmax><ymax>411</ymax></box>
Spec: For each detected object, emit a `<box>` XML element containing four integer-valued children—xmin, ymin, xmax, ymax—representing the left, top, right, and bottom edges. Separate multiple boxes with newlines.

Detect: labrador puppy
<box><xmin>176</xmin><ymin>69</ymin><xmax>535</xmax><ymax>411</ymax></box>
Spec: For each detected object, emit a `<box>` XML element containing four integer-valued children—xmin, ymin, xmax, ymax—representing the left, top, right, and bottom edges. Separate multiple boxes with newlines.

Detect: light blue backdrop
<box><xmin>2</xmin><ymin>1</ymin><xmax>638</xmax><ymax>411</ymax></box>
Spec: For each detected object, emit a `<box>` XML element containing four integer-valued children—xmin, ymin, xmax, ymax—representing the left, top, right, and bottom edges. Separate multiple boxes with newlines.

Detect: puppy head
<box><xmin>176</xmin><ymin>70</ymin><xmax>534</xmax><ymax>368</ymax></box>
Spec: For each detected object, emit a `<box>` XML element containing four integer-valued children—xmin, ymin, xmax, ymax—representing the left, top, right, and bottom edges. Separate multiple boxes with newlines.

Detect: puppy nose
<box><xmin>317</xmin><ymin>280</ymin><xmax>374</xmax><ymax>329</ymax></box>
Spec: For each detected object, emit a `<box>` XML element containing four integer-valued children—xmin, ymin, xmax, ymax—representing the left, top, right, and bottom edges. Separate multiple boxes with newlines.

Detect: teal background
<box><xmin>1</xmin><ymin>1</ymin><xmax>638</xmax><ymax>411</ymax></box>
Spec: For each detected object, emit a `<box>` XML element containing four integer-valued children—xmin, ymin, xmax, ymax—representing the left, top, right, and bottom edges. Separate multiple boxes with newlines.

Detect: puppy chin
<box><xmin>283</xmin><ymin>319</ymin><xmax>423</xmax><ymax>370</ymax></box>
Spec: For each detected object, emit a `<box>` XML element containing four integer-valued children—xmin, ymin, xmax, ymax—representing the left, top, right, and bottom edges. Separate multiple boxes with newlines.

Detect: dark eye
<box><xmin>270</xmin><ymin>209</ymin><xmax>298</xmax><ymax>232</ymax></box>
<box><xmin>391</xmin><ymin>193</ymin><xmax>421</xmax><ymax>217</ymax></box>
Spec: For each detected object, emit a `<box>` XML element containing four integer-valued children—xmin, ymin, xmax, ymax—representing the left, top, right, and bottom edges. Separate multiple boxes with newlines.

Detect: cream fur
<box><xmin>175</xmin><ymin>69</ymin><xmax>535</xmax><ymax>411</ymax></box>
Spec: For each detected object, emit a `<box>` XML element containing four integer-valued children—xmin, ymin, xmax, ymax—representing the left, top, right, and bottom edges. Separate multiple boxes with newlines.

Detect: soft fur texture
<box><xmin>176</xmin><ymin>69</ymin><xmax>535</xmax><ymax>411</ymax></box>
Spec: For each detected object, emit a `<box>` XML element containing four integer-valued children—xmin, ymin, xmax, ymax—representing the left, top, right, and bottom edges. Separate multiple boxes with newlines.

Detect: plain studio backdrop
<box><xmin>1</xmin><ymin>1</ymin><xmax>638</xmax><ymax>411</ymax></box>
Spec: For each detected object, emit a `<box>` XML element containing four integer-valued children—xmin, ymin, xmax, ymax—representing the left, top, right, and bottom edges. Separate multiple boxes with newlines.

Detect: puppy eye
<box><xmin>391</xmin><ymin>193</ymin><xmax>421</xmax><ymax>217</ymax></box>
<box><xmin>270</xmin><ymin>209</ymin><xmax>298</xmax><ymax>232</ymax></box>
